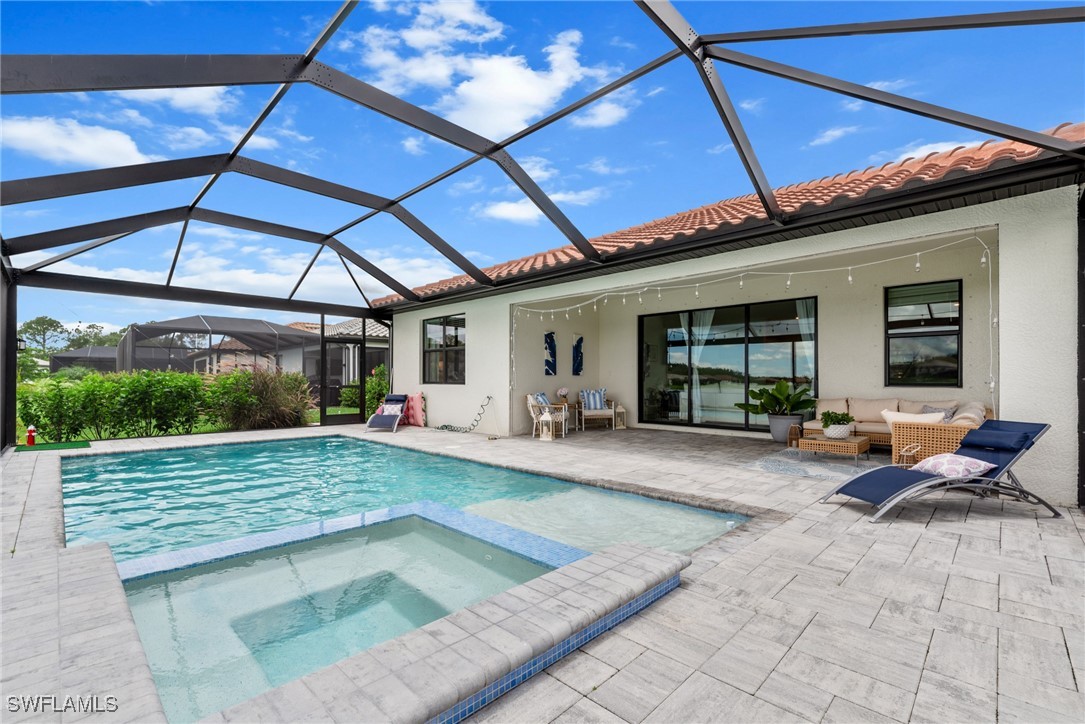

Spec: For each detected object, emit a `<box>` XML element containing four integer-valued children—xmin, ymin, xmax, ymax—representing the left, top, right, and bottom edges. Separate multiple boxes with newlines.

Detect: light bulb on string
<box><xmin>593</xmin><ymin>301</ymin><xmax>597</xmax><ymax>311</ymax></box>
<box><xmin>739</xmin><ymin>275</ymin><xmax>744</xmax><ymax>290</ymax></box>
<box><xmin>578</xmin><ymin>307</ymin><xmax>582</xmax><ymax>316</ymax></box>
<box><xmin>915</xmin><ymin>254</ymin><xmax>921</xmax><ymax>273</ymax></box>
<box><xmin>847</xmin><ymin>268</ymin><xmax>853</xmax><ymax>285</ymax></box>
<box><xmin>622</xmin><ymin>296</ymin><xmax>626</xmax><ymax>305</ymax></box>
<box><xmin>550</xmin><ymin>312</ymin><xmax>554</xmax><ymax>320</ymax></box>
<box><xmin>603</xmin><ymin>297</ymin><xmax>607</xmax><ymax>306</ymax></box>
<box><xmin>695</xmin><ymin>284</ymin><xmax>700</xmax><ymax>298</ymax></box>
<box><xmin>637</xmin><ymin>292</ymin><xmax>643</xmax><ymax>304</ymax></box>
<box><xmin>565</xmin><ymin>311</ymin><xmax>569</xmax><ymax>320</ymax></box>
<box><xmin>786</xmin><ymin>274</ymin><xmax>792</xmax><ymax>291</ymax></box>
<box><xmin>980</xmin><ymin>251</ymin><xmax>987</xmax><ymax>268</ymax></box>
<box><xmin>657</xmin><ymin>289</ymin><xmax>661</xmax><ymax>301</ymax></box>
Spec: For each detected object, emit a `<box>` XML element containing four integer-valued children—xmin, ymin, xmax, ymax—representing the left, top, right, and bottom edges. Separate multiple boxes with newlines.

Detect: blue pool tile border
<box><xmin>429</xmin><ymin>573</ymin><xmax>682</xmax><ymax>724</ymax></box>
<box><xmin>116</xmin><ymin>500</ymin><xmax>588</xmax><ymax>582</ymax></box>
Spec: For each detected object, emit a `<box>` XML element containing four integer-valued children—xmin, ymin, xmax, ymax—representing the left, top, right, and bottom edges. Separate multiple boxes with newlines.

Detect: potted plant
<box><xmin>820</xmin><ymin>410</ymin><xmax>855</xmax><ymax>440</ymax></box>
<box><xmin>736</xmin><ymin>380</ymin><xmax>816</xmax><ymax>443</ymax></box>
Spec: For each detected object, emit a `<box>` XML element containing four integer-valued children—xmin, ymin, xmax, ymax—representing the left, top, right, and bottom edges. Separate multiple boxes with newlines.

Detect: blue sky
<box><xmin>2</xmin><ymin>0</ymin><xmax>1082</xmax><ymax>334</ymax></box>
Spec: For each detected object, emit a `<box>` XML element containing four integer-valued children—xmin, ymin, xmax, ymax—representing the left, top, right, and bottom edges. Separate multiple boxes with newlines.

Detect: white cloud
<box><xmin>212</xmin><ymin>121</ymin><xmax>279</xmax><ymax>150</ymax></box>
<box><xmin>448</xmin><ymin>175</ymin><xmax>485</xmax><ymax>196</ymax></box>
<box><xmin>739</xmin><ymin>98</ymin><xmax>765</xmax><ymax>114</ymax></box>
<box><xmin>473</xmin><ymin>198</ymin><xmax>542</xmax><ymax>224</ymax></box>
<box><xmin>519</xmin><ymin>155</ymin><xmax>558</xmax><ymax>182</ymax></box>
<box><xmin>581</xmin><ymin>157</ymin><xmax>632</xmax><ymax>175</ymax></box>
<box><xmin>472</xmin><ymin>185</ymin><xmax>605</xmax><ymax>224</ymax></box>
<box><xmin>188</xmin><ymin>226</ymin><xmax>264</xmax><ymax>243</ymax></box>
<box><xmin>570</xmin><ymin>98</ymin><xmax>630</xmax><ymax>128</ymax></box>
<box><xmin>867</xmin><ymin>79</ymin><xmax>913</xmax><ymax>93</ymax></box>
<box><xmin>402</xmin><ymin>136</ymin><xmax>426</xmax><ymax>156</ymax></box>
<box><xmin>707</xmin><ymin>142</ymin><xmax>734</xmax><ymax>155</ymax></box>
<box><xmin>645</xmin><ymin>86</ymin><xmax>666</xmax><ymax>98</ymax></box>
<box><xmin>345</xmin><ymin>2</ymin><xmax>619</xmax><ymax>140</ymax></box>
<box><xmin>806</xmin><ymin>125</ymin><xmax>861</xmax><ymax>147</ymax></box>
<box><xmin>868</xmin><ymin>138</ymin><xmax>982</xmax><ymax>164</ymax></box>
<box><xmin>114</xmin><ymin>87</ymin><xmax>239</xmax><ymax>116</ymax></box>
<box><xmin>551</xmin><ymin>187</ymin><xmax>605</xmax><ymax>206</ymax></box>
<box><xmin>76</xmin><ymin>108</ymin><xmax>154</xmax><ymax>128</ymax></box>
<box><xmin>840</xmin><ymin>98</ymin><xmax>865</xmax><ymax>112</ymax></box>
<box><xmin>609</xmin><ymin>36</ymin><xmax>637</xmax><ymax>50</ymax></box>
<box><xmin>162</xmin><ymin>125</ymin><xmax>217</xmax><ymax>151</ymax></box>
<box><xmin>1</xmin><ymin>116</ymin><xmax>164</xmax><ymax>167</ymax></box>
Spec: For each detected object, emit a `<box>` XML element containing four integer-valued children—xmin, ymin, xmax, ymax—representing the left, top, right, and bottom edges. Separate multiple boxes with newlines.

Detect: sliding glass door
<box><xmin>640</xmin><ymin>297</ymin><xmax>817</xmax><ymax>430</ymax></box>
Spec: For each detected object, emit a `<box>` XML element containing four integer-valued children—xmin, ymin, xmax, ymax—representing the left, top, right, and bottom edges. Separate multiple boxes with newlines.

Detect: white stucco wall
<box><xmin>392</xmin><ymin>186</ymin><xmax>1079</xmax><ymax>504</ymax></box>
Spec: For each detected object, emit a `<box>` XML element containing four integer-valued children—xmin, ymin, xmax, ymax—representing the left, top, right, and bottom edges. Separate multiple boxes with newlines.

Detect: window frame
<box><xmin>884</xmin><ymin>279</ymin><xmax>963</xmax><ymax>388</ymax></box>
<box><xmin>421</xmin><ymin>314</ymin><xmax>466</xmax><ymax>385</ymax></box>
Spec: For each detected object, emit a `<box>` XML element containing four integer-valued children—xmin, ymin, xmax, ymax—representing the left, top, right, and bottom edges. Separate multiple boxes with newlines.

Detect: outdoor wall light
<box><xmin>16</xmin><ymin>338</ymin><xmax>27</xmax><ymax>351</ymax></box>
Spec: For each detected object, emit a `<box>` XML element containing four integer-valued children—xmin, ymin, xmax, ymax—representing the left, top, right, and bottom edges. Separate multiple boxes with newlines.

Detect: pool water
<box><xmin>62</xmin><ymin>436</ymin><xmax>744</xmax><ymax>559</ymax></box>
<box><xmin>125</xmin><ymin>518</ymin><xmax>549</xmax><ymax>723</ymax></box>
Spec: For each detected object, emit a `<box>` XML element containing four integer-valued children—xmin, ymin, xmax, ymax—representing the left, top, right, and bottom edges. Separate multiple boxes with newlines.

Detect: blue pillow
<box><xmin>960</xmin><ymin>429</ymin><xmax>1029</xmax><ymax>451</ymax></box>
<box><xmin>580</xmin><ymin>388</ymin><xmax>607</xmax><ymax>410</ymax></box>
<box><xmin>534</xmin><ymin>392</ymin><xmax>551</xmax><ymax>406</ymax></box>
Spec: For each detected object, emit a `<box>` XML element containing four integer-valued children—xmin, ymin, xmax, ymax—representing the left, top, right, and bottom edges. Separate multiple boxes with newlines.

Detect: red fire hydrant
<box><xmin>26</xmin><ymin>426</ymin><xmax>36</xmax><ymax>446</ymax></box>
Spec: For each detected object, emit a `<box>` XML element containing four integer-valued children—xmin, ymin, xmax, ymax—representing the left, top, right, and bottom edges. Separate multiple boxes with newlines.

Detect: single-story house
<box><xmin>49</xmin><ymin>345</ymin><xmax>117</xmax><ymax>373</ymax></box>
<box><xmin>372</xmin><ymin>123</ymin><xmax>1084</xmax><ymax>507</ymax></box>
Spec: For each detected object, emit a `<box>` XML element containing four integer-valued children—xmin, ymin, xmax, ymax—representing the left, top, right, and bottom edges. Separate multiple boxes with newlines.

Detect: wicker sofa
<box><xmin>803</xmin><ymin>397</ymin><xmax>987</xmax><ymax>463</ymax></box>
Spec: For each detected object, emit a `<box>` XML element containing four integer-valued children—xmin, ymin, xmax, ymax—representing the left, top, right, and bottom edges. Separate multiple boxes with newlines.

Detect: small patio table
<box><xmin>797</xmin><ymin>435</ymin><xmax>871</xmax><ymax>467</ymax></box>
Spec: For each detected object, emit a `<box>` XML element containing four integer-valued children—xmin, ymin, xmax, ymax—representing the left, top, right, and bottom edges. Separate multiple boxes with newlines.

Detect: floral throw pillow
<box><xmin>383</xmin><ymin>404</ymin><xmax>404</xmax><ymax>417</ymax></box>
<box><xmin>911</xmin><ymin>453</ymin><xmax>996</xmax><ymax>478</ymax></box>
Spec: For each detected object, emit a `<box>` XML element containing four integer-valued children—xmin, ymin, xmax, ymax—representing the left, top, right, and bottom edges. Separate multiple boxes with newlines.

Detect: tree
<box><xmin>18</xmin><ymin>315</ymin><xmax>67</xmax><ymax>353</ymax></box>
<box><xmin>16</xmin><ymin>350</ymin><xmax>47</xmax><ymax>381</ymax></box>
<box><xmin>66</xmin><ymin>323</ymin><xmax>106</xmax><ymax>350</ymax></box>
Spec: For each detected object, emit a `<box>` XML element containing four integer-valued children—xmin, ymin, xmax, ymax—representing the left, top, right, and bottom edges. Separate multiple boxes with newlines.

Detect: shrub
<box><xmin>52</xmin><ymin>365</ymin><xmax>95</xmax><ymax>381</ymax></box>
<box><xmin>365</xmin><ymin>364</ymin><xmax>389</xmax><ymax>418</ymax></box>
<box><xmin>340</xmin><ymin>381</ymin><xmax>361</xmax><ymax>409</ymax></box>
<box><xmin>205</xmin><ymin>370</ymin><xmax>312</xmax><ymax>430</ymax></box>
<box><xmin>110</xmin><ymin>370</ymin><xmax>205</xmax><ymax>438</ymax></box>
<box><xmin>75</xmin><ymin>373</ymin><xmax>124</xmax><ymax>440</ymax></box>
<box><xmin>18</xmin><ymin>378</ymin><xmax>83</xmax><ymax>443</ymax></box>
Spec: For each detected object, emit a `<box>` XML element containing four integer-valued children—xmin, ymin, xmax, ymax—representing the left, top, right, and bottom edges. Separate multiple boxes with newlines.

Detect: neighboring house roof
<box><xmin>372</xmin><ymin>122</ymin><xmax>1084</xmax><ymax>307</ymax></box>
<box><xmin>51</xmin><ymin>346</ymin><xmax>117</xmax><ymax>360</ymax></box>
<box><xmin>286</xmin><ymin>319</ymin><xmax>390</xmax><ymax>338</ymax></box>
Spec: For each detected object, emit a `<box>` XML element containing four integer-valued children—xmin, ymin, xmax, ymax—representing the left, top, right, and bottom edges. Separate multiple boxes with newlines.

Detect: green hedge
<box><xmin>18</xmin><ymin>369</ymin><xmax>314</xmax><ymax>443</ymax></box>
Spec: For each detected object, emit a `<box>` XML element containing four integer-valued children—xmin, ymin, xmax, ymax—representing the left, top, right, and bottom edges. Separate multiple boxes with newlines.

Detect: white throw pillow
<box><xmin>383</xmin><ymin>404</ymin><xmax>404</xmax><ymax>416</ymax></box>
<box><xmin>911</xmin><ymin>453</ymin><xmax>996</xmax><ymax>478</ymax></box>
<box><xmin>881</xmin><ymin>409</ymin><xmax>946</xmax><ymax>426</ymax></box>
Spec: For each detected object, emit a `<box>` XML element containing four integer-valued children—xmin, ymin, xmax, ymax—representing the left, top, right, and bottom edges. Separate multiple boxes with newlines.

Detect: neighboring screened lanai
<box><xmin>117</xmin><ymin>315</ymin><xmax>319</xmax><ymax>373</ymax></box>
<box><xmin>49</xmin><ymin>346</ymin><xmax>118</xmax><ymax>374</ymax></box>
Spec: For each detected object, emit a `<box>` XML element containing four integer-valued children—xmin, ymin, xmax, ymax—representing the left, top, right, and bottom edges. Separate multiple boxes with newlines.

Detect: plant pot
<box><xmin>823</xmin><ymin>424</ymin><xmax>853</xmax><ymax>440</ymax></box>
<box><xmin>767</xmin><ymin>414</ymin><xmax>804</xmax><ymax>444</ymax></box>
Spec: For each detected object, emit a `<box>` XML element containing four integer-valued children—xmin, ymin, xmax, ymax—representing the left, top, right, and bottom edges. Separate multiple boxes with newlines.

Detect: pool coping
<box><xmin>204</xmin><ymin>542</ymin><xmax>691</xmax><ymax>724</ymax></box>
<box><xmin>117</xmin><ymin>500</ymin><xmax>589</xmax><ymax>582</ymax></box>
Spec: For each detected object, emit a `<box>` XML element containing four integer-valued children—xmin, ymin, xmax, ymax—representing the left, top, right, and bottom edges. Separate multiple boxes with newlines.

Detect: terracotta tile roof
<box><xmin>285</xmin><ymin>319</ymin><xmax>389</xmax><ymax>338</ymax></box>
<box><xmin>373</xmin><ymin>122</ymin><xmax>1084</xmax><ymax>307</ymax></box>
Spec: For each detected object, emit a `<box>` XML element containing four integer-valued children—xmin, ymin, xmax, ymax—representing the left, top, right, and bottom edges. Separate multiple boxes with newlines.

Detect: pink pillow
<box><xmin>405</xmin><ymin>392</ymin><xmax>426</xmax><ymax>427</ymax></box>
<box><xmin>911</xmin><ymin>453</ymin><xmax>996</xmax><ymax>478</ymax></box>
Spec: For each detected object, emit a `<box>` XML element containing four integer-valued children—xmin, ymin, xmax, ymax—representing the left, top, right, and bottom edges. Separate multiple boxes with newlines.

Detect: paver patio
<box><xmin>2</xmin><ymin>425</ymin><xmax>1082</xmax><ymax>722</ymax></box>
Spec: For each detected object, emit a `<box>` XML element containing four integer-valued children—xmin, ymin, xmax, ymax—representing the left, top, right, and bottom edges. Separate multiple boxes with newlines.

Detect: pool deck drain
<box><xmin>2</xmin><ymin>425</ymin><xmax>1083</xmax><ymax>723</ymax></box>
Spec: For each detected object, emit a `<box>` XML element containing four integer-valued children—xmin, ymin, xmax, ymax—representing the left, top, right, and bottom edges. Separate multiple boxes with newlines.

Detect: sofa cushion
<box><xmin>816</xmin><ymin>397</ymin><xmax>848</xmax><ymax>417</ymax></box>
<box><xmin>899</xmin><ymin>399</ymin><xmax>960</xmax><ymax>414</ymax></box>
<box><xmin>950</xmin><ymin>401</ymin><xmax>986</xmax><ymax>427</ymax></box>
<box><xmin>849</xmin><ymin>398</ymin><xmax>898</xmax><ymax>422</ymax></box>
<box><xmin>854</xmin><ymin>421</ymin><xmax>891</xmax><ymax>435</ymax></box>
<box><xmin>882</xmin><ymin>409</ymin><xmax>947</xmax><ymax>426</ymax></box>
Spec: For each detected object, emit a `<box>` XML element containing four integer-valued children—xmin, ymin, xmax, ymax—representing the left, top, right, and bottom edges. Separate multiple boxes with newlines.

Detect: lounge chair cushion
<box><xmin>881</xmin><ymin>409</ymin><xmax>946</xmax><ymax>426</ymax></box>
<box><xmin>849</xmin><ymin>398</ymin><xmax>898</xmax><ymax>422</ymax></box>
<box><xmin>581</xmin><ymin>388</ymin><xmax>608</xmax><ymax>410</ymax></box>
<box><xmin>911</xmin><ymin>453</ymin><xmax>997</xmax><ymax>477</ymax></box>
<box><xmin>960</xmin><ymin>429</ymin><xmax>1029</xmax><ymax>451</ymax></box>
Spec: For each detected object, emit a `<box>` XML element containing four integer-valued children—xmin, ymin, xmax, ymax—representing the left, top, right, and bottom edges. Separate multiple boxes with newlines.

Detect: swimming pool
<box><xmin>62</xmin><ymin>436</ymin><xmax>745</xmax><ymax>559</ymax></box>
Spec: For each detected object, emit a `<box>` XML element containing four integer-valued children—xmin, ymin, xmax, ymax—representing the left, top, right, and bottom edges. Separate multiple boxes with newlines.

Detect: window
<box><xmin>639</xmin><ymin>297</ymin><xmax>816</xmax><ymax>430</ymax></box>
<box><xmin>886</xmin><ymin>280</ymin><xmax>961</xmax><ymax>387</ymax></box>
<box><xmin>422</xmin><ymin>315</ymin><xmax>465</xmax><ymax>384</ymax></box>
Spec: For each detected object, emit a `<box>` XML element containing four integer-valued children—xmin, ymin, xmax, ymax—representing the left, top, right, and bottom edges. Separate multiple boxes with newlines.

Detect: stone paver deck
<box><xmin>2</xmin><ymin>425</ymin><xmax>1082</xmax><ymax>722</ymax></box>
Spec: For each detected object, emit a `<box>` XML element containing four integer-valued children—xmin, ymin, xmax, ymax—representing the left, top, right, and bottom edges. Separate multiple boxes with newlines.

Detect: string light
<box><xmin>785</xmin><ymin>274</ymin><xmax>792</xmax><ymax>291</ymax></box>
<box><xmin>622</xmin><ymin>296</ymin><xmax>626</xmax><ymax>305</ymax></box>
<box><xmin>695</xmin><ymin>284</ymin><xmax>700</xmax><ymax>298</ymax></box>
<box><xmin>637</xmin><ymin>292</ymin><xmax>643</xmax><ymax>304</ymax></box>
<box><xmin>657</xmin><ymin>289</ymin><xmax>662</xmax><ymax>301</ymax></box>
<box><xmin>593</xmin><ymin>301</ymin><xmax>597</xmax><ymax>311</ymax></box>
<box><xmin>565</xmin><ymin>311</ymin><xmax>569</xmax><ymax>320</ymax></box>
<box><xmin>739</xmin><ymin>275</ymin><xmax>744</xmax><ymax>289</ymax></box>
<box><xmin>578</xmin><ymin>307</ymin><xmax>582</xmax><ymax>316</ymax></box>
<box><xmin>847</xmin><ymin>268</ymin><xmax>853</xmax><ymax>285</ymax></box>
<box><xmin>915</xmin><ymin>254</ymin><xmax>921</xmax><ymax>272</ymax></box>
<box><xmin>980</xmin><ymin>251</ymin><xmax>988</xmax><ymax>268</ymax></box>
